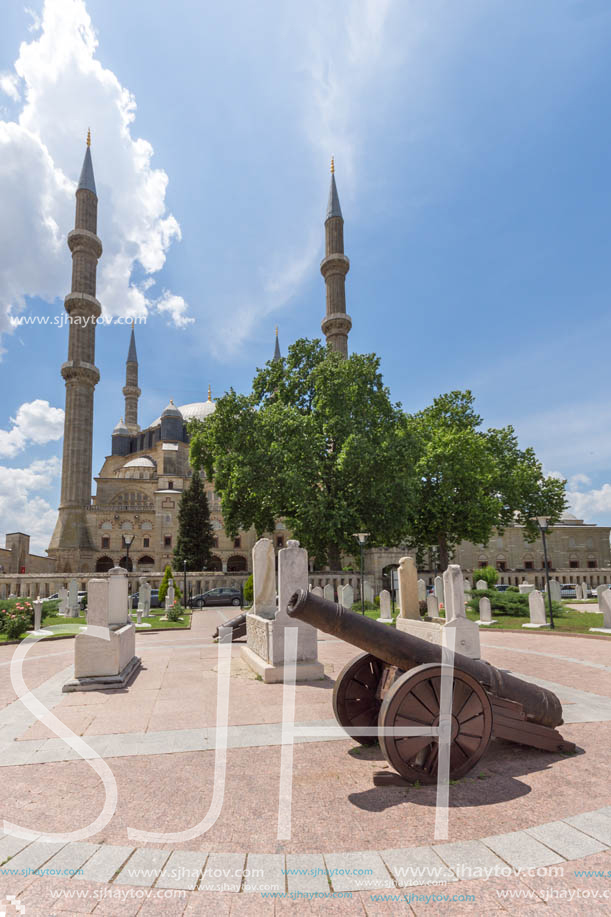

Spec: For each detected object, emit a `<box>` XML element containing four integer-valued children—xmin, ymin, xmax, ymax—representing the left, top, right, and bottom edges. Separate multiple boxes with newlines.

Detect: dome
<box><xmin>161</xmin><ymin>399</ymin><xmax>182</xmax><ymax>418</ymax></box>
<box><xmin>123</xmin><ymin>456</ymin><xmax>155</xmax><ymax>468</ymax></box>
<box><xmin>113</xmin><ymin>418</ymin><xmax>128</xmax><ymax>434</ymax></box>
<box><xmin>149</xmin><ymin>393</ymin><xmax>216</xmax><ymax>427</ymax></box>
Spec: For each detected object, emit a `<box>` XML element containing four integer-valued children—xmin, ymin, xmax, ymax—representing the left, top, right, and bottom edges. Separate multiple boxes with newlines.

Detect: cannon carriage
<box><xmin>287</xmin><ymin>590</ymin><xmax>575</xmax><ymax>784</ymax></box>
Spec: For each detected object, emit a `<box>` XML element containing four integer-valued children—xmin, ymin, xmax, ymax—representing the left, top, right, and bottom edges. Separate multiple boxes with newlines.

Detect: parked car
<box><xmin>560</xmin><ymin>584</ymin><xmax>578</xmax><ymax>599</ymax></box>
<box><xmin>189</xmin><ymin>587</ymin><xmax>242</xmax><ymax>608</ymax></box>
<box><xmin>494</xmin><ymin>584</ymin><xmax>510</xmax><ymax>592</ymax></box>
<box><xmin>130</xmin><ymin>589</ymin><xmax>162</xmax><ymax>610</ymax></box>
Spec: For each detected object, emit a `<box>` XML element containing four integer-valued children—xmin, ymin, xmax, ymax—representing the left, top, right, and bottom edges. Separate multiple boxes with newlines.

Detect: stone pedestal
<box><xmin>242</xmin><ymin>539</ymin><xmax>324</xmax><ymax>683</ymax></box>
<box><xmin>64</xmin><ymin>572</ymin><xmax>140</xmax><ymax>692</ymax></box>
<box><xmin>396</xmin><ymin>616</ymin><xmax>443</xmax><ymax>645</ymax></box>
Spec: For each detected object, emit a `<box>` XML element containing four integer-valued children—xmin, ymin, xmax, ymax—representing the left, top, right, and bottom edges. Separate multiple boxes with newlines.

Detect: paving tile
<box><xmin>379</xmin><ymin>846</ymin><xmax>455</xmax><ymax>889</ymax></box>
<box><xmin>198</xmin><ymin>852</ymin><xmax>245</xmax><ymax>892</ymax></box>
<box><xmin>482</xmin><ymin>830</ymin><xmax>565</xmax><ymax>870</ymax></box>
<box><xmin>324</xmin><ymin>851</ymin><xmax>394</xmax><ymax>892</ymax></box>
<box><xmin>564</xmin><ymin>811</ymin><xmax>611</xmax><ymax>846</ymax></box>
<box><xmin>433</xmin><ymin>839</ymin><xmax>507</xmax><ymax>879</ymax></box>
<box><xmin>114</xmin><ymin>847</ymin><xmax>171</xmax><ymax>886</ymax></box>
<box><xmin>1</xmin><ymin>840</ymin><xmax>65</xmax><ymax>873</ymax></box>
<box><xmin>155</xmin><ymin>849</ymin><xmax>208</xmax><ymax>890</ymax></box>
<box><xmin>41</xmin><ymin>841</ymin><xmax>100</xmax><ymax>877</ymax></box>
<box><xmin>0</xmin><ymin>834</ymin><xmax>32</xmax><ymax>864</ymax></box>
<box><xmin>285</xmin><ymin>853</ymin><xmax>329</xmax><ymax>894</ymax></box>
<box><xmin>75</xmin><ymin>843</ymin><xmax>134</xmax><ymax>883</ymax></box>
<box><xmin>526</xmin><ymin>821</ymin><xmax>607</xmax><ymax>859</ymax></box>
<box><xmin>241</xmin><ymin>853</ymin><xmax>285</xmax><ymax>893</ymax></box>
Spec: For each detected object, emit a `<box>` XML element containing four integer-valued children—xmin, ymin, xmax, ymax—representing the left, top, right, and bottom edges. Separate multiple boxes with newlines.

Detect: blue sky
<box><xmin>1</xmin><ymin>0</ymin><xmax>611</xmax><ymax>552</ymax></box>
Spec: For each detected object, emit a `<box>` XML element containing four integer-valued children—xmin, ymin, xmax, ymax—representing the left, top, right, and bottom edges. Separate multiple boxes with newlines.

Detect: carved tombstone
<box><xmin>549</xmin><ymin>579</ymin><xmax>561</xmax><ymax>602</ymax></box>
<box><xmin>590</xmin><ymin>588</ymin><xmax>611</xmax><ymax>634</ymax></box>
<box><xmin>67</xmin><ymin>578</ymin><xmax>80</xmax><ymax>618</ymax></box>
<box><xmin>323</xmin><ymin>583</ymin><xmax>335</xmax><ymax>603</ymax></box>
<box><xmin>58</xmin><ymin>586</ymin><xmax>68</xmax><ymax>616</ymax></box>
<box><xmin>442</xmin><ymin>565</ymin><xmax>481</xmax><ymax>658</ymax></box>
<box><xmin>339</xmin><ymin>583</ymin><xmax>354</xmax><ymax>610</ymax></box>
<box><xmin>252</xmin><ymin>538</ymin><xmax>277</xmax><ymax>618</ymax></box>
<box><xmin>379</xmin><ymin>588</ymin><xmax>392</xmax><ymax>622</ymax></box>
<box><xmin>523</xmin><ymin>589</ymin><xmax>549</xmax><ymax>629</ymax></box>
<box><xmin>477</xmin><ymin>596</ymin><xmax>497</xmax><ymax>626</ymax></box>
<box><xmin>418</xmin><ymin>578</ymin><xmax>427</xmax><ymax>603</ymax></box>
<box><xmin>311</xmin><ymin>586</ymin><xmax>324</xmax><ymax>598</ymax></box>
<box><xmin>475</xmin><ymin>579</ymin><xmax>488</xmax><ymax>592</ymax></box>
<box><xmin>398</xmin><ymin>556</ymin><xmax>419</xmax><ymax>620</ymax></box>
<box><xmin>434</xmin><ymin>575</ymin><xmax>444</xmax><ymax>605</ymax></box>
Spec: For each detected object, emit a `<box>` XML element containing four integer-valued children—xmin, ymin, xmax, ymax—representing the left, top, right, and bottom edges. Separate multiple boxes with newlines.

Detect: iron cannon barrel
<box><xmin>287</xmin><ymin>589</ymin><xmax>563</xmax><ymax>728</ymax></box>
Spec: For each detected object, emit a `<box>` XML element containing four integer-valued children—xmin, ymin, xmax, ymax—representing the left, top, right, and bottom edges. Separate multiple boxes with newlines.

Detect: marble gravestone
<box><xmin>63</xmin><ymin>568</ymin><xmax>140</xmax><ymax>692</ymax></box>
<box><xmin>311</xmin><ymin>586</ymin><xmax>323</xmax><ymax>598</ymax></box>
<box><xmin>339</xmin><ymin>583</ymin><xmax>354</xmax><ymax>610</ymax></box>
<box><xmin>67</xmin><ymin>579</ymin><xmax>80</xmax><ymax>618</ymax></box>
<box><xmin>363</xmin><ymin>581</ymin><xmax>375</xmax><ymax>605</ymax></box>
<box><xmin>475</xmin><ymin>579</ymin><xmax>488</xmax><ymax>592</ymax></box>
<box><xmin>418</xmin><ymin>579</ymin><xmax>427</xmax><ymax>603</ymax></box>
<box><xmin>165</xmin><ymin>583</ymin><xmax>175</xmax><ymax>611</ymax></box>
<box><xmin>519</xmin><ymin>582</ymin><xmax>535</xmax><ymax>595</ymax></box>
<box><xmin>442</xmin><ymin>565</ymin><xmax>481</xmax><ymax>658</ymax></box>
<box><xmin>324</xmin><ymin>583</ymin><xmax>335</xmax><ymax>603</ymax></box>
<box><xmin>434</xmin><ymin>575</ymin><xmax>444</xmax><ymax>606</ymax></box>
<box><xmin>379</xmin><ymin>588</ymin><xmax>392</xmax><ymax>623</ymax></box>
<box><xmin>58</xmin><ymin>587</ymin><xmax>68</xmax><ymax>616</ymax></box>
<box><xmin>426</xmin><ymin>593</ymin><xmax>439</xmax><ymax>616</ymax></box>
<box><xmin>397</xmin><ymin>556</ymin><xmax>419</xmax><ymax>620</ymax></box>
<box><xmin>243</xmin><ymin>539</ymin><xmax>324</xmax><ymax>683</ymax></box>
<box><xmin>477</xmin><ymin>596</ymin><xmax>497</xmax><ymax>626</ymax></box>
<box><xmin>549</xmin><ymin>579</ymin><xmax>561</xmax><ymax>602</ymax></box>
<box><xmin>590</xmin><ymin>588</ymin><xmax>611</xmax><ymax>634</ymax></box>
<box><xmin>522</xmin><ymin>589</ymin><xmax>550</xmax><ymax>629</ymax></box>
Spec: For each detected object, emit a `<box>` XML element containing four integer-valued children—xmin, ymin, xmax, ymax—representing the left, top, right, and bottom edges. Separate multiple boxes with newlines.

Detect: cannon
<box><xmin>287</xmin><ymin>590</ymin><xmax>575</xmax><ymax>783</ymax></box>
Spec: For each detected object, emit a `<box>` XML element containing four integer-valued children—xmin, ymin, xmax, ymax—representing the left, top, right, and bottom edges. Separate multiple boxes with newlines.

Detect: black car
<box><xmin>495</xmin><ymin>584</ymin><xmax>510</xmax><ymax>592</ymax></box>
<box><xmin>189</xmin><ymin>587</ymin><xmax>242</xmax><ymax>608</ymax></box>
<box><xmin>130</xmin><ymin>589</ymin><xmax>162</xmax><ymax>610</ymax></box>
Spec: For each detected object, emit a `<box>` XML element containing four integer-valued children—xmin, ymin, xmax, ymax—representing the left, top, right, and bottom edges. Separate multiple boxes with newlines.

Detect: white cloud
<box><xmin>0</xmin><ymin>457</ymin><xmax>60</xmax><ymax>554</ymax></box>
<box><xmin>569</xmin><ymin>472</ymin><xmax>591</xmax><ymax>490</ymax></box>
<box><xmin>567</xmin><ymin>483</ymin><xmax>611</xmax><ymax>521</ymax></box>
<box><xmin>0</xmin><ymin>0</ymin><xmax>189</xmax><ymax>356</ymax></box>
<box><xmin>0</xmin><ymin>400</ymin><xmax>64</xmax><ymax>458</ymax></box>
<box><xmin>155</xmin><ymin>291</ymin><xmax>194</xmax><ymax>329</ymax></box>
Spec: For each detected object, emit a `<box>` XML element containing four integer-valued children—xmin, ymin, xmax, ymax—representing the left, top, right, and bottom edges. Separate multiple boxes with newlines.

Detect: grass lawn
<box><xmin>360</xmin><ymin>605</ymin><xmax>607</xmax><ymax>636</ymax></box>
<box><xmin>0</xmin><ymin>609</ymin><xmax>191</xmax><ymax>643</ymax></box>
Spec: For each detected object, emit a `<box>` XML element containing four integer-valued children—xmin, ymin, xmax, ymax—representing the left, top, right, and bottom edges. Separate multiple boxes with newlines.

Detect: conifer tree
<box><xmin>173</xmin><ymin>471</ymin><xmax>215</xmax><ymax>571</ymax></box>
<box><xmin>158</xmin><ymin>564</ymin><xmax>182</xmax><ymax>604</ymax></box>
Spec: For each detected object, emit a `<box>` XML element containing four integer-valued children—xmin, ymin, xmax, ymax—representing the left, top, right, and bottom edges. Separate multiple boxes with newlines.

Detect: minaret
<box><xmin>320</xmin><ymin>158</ymin><xmax>351</xmax><ymax>357</ymax></box>
<box><xmin>123</xmin><ymin>321</ymin><xmax>141</xmax><ymax>432</ymax></box>
<box><xmin>273</xmin><ymin>326</ymin><xmax>281</xmax><ymax>362</ymax></box>
<box><xmin>48</xmin><ymin>131</ymin><xmax>102</xmax><ymax>571</ymax></box>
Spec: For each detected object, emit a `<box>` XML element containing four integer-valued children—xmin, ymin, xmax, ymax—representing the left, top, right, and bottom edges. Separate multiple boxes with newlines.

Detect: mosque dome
<box><xmin>113</xmin><ymin>418</ymin><xmax>129</xmax><ymax>435</ymax></box>
<box><xmin>149</xmin><ymin>389</ymin><xmax>216</xmax><ymax>427</ymax></box>
<box><xmin>123</xmin><ymin>456</ymin><xmax>156</xmax><ymax>468</ymax></box>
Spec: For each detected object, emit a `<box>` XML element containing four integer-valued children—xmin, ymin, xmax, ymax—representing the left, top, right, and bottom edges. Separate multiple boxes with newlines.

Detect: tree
<box><xmin>189</xmin><ymin>339</ymin><xmax>413</xmax><ymax>569</ymax></box>
<box><xmin>158</xmin><ymin>565</ymin><xmax>182</xmax><ymax>604</ymax></box>
<box><xmin>402</xmin><ymin>391</ymin><xmax>567</xmax><ymax>571</ymax></box>
<box><xmin>173</xmin><ymin>471</ymin><xmax>215</xmax><ymax>571</ymax></box>
<box><xmin>472</xmin><ymin>565</ymin><xmax>499</xmax><ymax>590</ymax></box>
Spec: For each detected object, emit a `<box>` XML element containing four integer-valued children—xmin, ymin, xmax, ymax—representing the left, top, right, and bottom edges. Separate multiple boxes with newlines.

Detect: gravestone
<box><xmin>434</xmin><ymin>575</ymin><xmax>444</xmax><ymax>605</ymax></box>
<box><xmin>477</xmin><ymin>596</ymin><xmax>497</xmax><ymax>627</ymax></box>
<box><xmin>596</xmin><ymin>584</ymin><xmax>610</xmax><ymax>598</ymax></box>
<box><xmin>463</xmin><ymin>579</ymin><xmax>471</xmax><ymax>592</ymax></box>
<box><xmin>165</xmin><ymin>583</ymin><xmax>175</xmax><ymax>611</ymax></box>
<box><xmin>397</xmin><ymin>556</ymin><xmax>419</xmax><ymax>620</ymax></box>
<box><xmin>426</xmin><ymin>593</ymin><xmax>439</xmax><ymax>616</ymax></box>
<box><xmin>518</xmin><ymin>582</ymin><xmax>535</xmax><ymax>595</ymax></box>
<box><xmin>442</xmin><ymin>565</ymin><xmax>480</xmax><ymax>658</ymax></box>
<box><xmin>475</xmin><ymin>579</ymin><xmax>487</xmax><ymax>592</ymax></box>
<box><xmin>63</xmin><ymin>570</ymin><xmax>140</xmax><ymax>692</ymax></box>
<box><xmin>251</xmin><ymin>538</ymin><xmax>277</xmax><ymax>619</ymax></box>
<box><xmin>363</xmin><ymin>581</ymin><xmax>375</xmax><ymax>605</ymax></box>
<box><xmin>581</xmin><ymin>582</ymin><xmax>589</xmax><ymax>600</ymax></box>
<box><xmin>339</xmin><ymin>584</ymin><xmax>353</xmax><ymax>610</ymax></box>
<box><xmin>58</xmin><ymin>587</ymin><xmax>68</xmax><ymax>616</ymax></box>
<box><xmin>590</xmin><ymin>588</ymin><xmax>611</xmax><ymax>634</ymax></box>
<box><xmin>379</xmin><ymin>589</ymin><xmax>392</xmax><ymax>623</ymax></box>
<box><xmin>67</xmin><ymin>579</ymin><xmax>80</xmax><ymax>618</ymax></box>
<box><xmin>417</xmin><ymin>579</ymin><xmax>426</xmax><ymax>603</ymax></box>
<box><xmin>242</xmin><ymin>539</ymin><xmax>324</xmax><ymax>682</ymax></box>
<box><xmin>549</xmin><ymin>579</ymin><xmax>561</xmax><ymax>602</ymax></box>
<box><xmin>138</xmin><ymin>578</ymin><xmax>151</xmax><ymax>617</ymax></box>
<box><xmin>522</xmin><ymin>589</ymin><xmax>550</xmax><ymax>629</ymax></box>
<box><xmin>311</xmin><ymin>586</ymin><xmax>323</xmax><ymax>598</ymax></box>
<box><xmin>324</xmin><ymin>583</ymin><xmax>335</xmax><ymax>603</ymax></box>
<box><xmin>29</xmin><ymin>596</ymin><xmax>50</xmax><ymax>636</ymax></box>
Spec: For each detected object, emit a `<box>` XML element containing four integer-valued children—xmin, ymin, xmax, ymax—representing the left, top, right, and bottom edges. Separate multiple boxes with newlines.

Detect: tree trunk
<box><xmin>327</xmin><ymin>543</ymin><xmax>342</xmax><ymax>571</ymax></box>
<box><xmin>438</xmin><ymin>534</ymin><xmax>449</xmax><ymax>572</ymax></box>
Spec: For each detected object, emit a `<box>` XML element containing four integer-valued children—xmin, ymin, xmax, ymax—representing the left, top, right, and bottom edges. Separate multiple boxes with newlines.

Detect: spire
<box><xmin>273</xmin><ymin>326</ymin><xmax>281</xmax><ymax>362</ymax></box>
<box><xmin>326</xmin><ymin>159</ymin><xmax>342</xmax><ymax>220</ymax></box>
<box><xmin>208</xmin><ymin>384</ymin><xmax>212</xmax><ymax>401</ymax></box>
<box><xmin>127</xmin><ymin>321</ymin><xmax>138</xmax><ymax>363</ymax></box>
<box><xmin>77</xmin><ymin>130</ymin><xmax>97</xmax><ymax>196</ymax></box>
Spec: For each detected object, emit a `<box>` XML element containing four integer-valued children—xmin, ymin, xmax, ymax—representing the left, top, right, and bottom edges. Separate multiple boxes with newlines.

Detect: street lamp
<box><xmin>183</xmin><ymin>559</ymin><xmax>187</xmax><ymax>611</ymax></box>
<box><xmin>123</xmin><ymin>534</ymin><xmax>134</xmax><ymax>572</ymax></box>
<box><xmin>352</xmin><ymin>533</ymin><xmax>370</xmax><ymax>615</ymax></box>
<box><xmin>536</xmin><ymin>517</ymin><xmax>555</xmax><ymax>629</ymax></box>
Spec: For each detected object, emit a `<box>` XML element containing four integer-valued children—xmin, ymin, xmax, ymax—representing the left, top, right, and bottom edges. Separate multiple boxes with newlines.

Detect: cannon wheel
<box><xmin>379</xmin><ymin>663</ymin><xmax>493</xmax><ymax>783</ymax></box>
<box><xmin>332</xmin><ymin>652</ymin><xmax>384</xmax><ymax>746</ymax></box>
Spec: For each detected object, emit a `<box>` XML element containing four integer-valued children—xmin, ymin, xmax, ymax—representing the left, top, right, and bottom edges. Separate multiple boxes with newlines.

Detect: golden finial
<box><xmin>207</xmin><ymin>384</ymin><xmax>212</xmax><ymax>401</ymax></box>
<box><xmin>86</xmin><ymin>128</ymin><xmax>91</xmax><ymax>148</ymax></box>
<box><xmin>330</xmin><ymin>156</ymin><xmax>335</xmax><ymax>174</ymax></box>
<box><xmin>131</xmin><ymin>318</ymin><xmax>134</xmax><ymax>329</ymax></box>
<box><xmin>275</xmin><ymin>326</ymin><xmax>278</xmax><ymax>338</ymax></box>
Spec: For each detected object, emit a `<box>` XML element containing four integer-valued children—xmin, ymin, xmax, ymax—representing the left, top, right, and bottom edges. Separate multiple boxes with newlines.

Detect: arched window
<box><xmin>137</xmin><ymin>555</ymin><xmax>155</xmax><ymax>568</ymax></box>
<box><xmin>101</xmin><ymin>536</ymin><xmax>110</xmax><ymax>549</ymax></box>
<box><xmin>118</xmin><ymin>556</ymin><xmax>133</xmax><ymax>572</ymax></box>
<box><xmin>496</xmin><ymin>555</ymin><xmax>506</xmax><ymax>572</ymax></box>
<box><xmin>96</xmin><ymin>556</ymin><xmax>114</xmax><ymax>573</ymax></box>
<box><xmin>207</xmin><ymin>555</ymin><xmax>222</xmax><ymax>572</ymax></box>
<box><xmin>569</xmin><ymin>553</ymin><xmax>579</xmax><ymax>569</ymax></box>
<box><xmin>227</xmin><ymin>555</ymin><xmax>247</xmax><ymax>573</ymax></box>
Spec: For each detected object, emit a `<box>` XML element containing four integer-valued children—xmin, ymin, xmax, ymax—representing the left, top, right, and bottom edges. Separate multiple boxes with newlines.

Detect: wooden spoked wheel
<box><xmin>379</xmin><ymin>663</ymin><xmax>493</xmax><ymax>783</ymax></box>
<box><xmin>332</xmin><ymin>652</ymin><xmax>385</xmax><ymax>746</ymax></box>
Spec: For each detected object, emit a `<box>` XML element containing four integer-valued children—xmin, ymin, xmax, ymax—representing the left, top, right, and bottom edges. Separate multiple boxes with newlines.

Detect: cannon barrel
<box><xmin>287</xmin><ymin>589</ymin><xmax>563</xmax><ymax>728</ymax></box>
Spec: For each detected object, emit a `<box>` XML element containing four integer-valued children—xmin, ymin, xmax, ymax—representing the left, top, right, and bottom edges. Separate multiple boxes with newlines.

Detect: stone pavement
<box><xmin>0</xmin><ymin>610</ymin><xmax>609</xmax><ymax>914</ymax></box>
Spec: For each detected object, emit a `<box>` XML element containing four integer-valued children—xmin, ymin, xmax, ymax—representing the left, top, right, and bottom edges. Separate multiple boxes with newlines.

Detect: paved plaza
<box><xmin>0</xmin><ymin>609</ymin><xmax>610</xmax><ymax>914</ymax></box>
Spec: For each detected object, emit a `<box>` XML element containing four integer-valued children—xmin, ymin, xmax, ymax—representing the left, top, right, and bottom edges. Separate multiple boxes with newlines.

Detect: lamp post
<box><xmin>536</xmin><ymin>516</ymin><xmax>555</xmax><ymax>630</ymax></box>
<box><xmin>123</xmin><ymin>534</ymin><xmax>134</xmax><ymax>572</ymax></box>
<box><xmin>183</xmin><ymin>559</ymin><xmax>187</xmax><ymax>611</ymax></box>
<box><xmin>352</xmin><ymin>533</ymin><xmax>370</xmax><ymax>615</ymax></box>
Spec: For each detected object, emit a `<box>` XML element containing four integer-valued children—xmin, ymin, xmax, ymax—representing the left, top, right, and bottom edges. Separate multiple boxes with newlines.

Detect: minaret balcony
<box><xmin>320</xmin><ymin>253</ymin><xmax>350</xmax><ymax>278</ymax></box>
<box><xmin>321</xmin><ymin>313</ymin><xmax>352</xmax><ymax>336</ymax></box>
<box><xmin>67</xmin><ymin>228</ymin><xmax>103</xmax><ymax>259</ymax></box>
<box><xmin>64</xmin><ymin>292</ymin><xmax>102</xmax><ymax>319</ymax></box>
<box><xmin>60</xmin><ymin>360</ymin><xmax>100</xmax><ymax>386</ymax></box>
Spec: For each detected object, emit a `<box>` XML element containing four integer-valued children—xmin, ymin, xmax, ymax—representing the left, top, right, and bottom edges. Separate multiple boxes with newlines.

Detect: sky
<box><xmin>1</xmin><ymin>0</ymin><xmax>611</xmax><ymax>553</ymax></box>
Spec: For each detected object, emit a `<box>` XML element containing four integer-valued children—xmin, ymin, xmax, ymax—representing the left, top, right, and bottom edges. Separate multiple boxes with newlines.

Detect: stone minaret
<box><xmin>123</xmin><ymin>322</ymin><xmax>141</xmax><ymax>432</ymax></box>
<box><xmin>48</xmin><ymin>131</ymin><xmax>102</xmax><ymax>571</ymax></box>
<box><xmin>320</xmin><ymin>158</ymin><xmax>351</xmax><ymax>356</ymax></box>
<box><xmin>273</xmin><ymin>326</ymin><xmax>281</xmax><ymax>362</ymax></box>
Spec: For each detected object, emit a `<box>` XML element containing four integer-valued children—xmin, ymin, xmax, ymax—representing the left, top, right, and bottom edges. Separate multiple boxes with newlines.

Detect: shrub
<box><xmin>507</xmin><ymin>585</ymin><xmax>519</xmax><ymax>593</ymax></box>
<box><xmin>0</xmin><ymin>601</ymin><xmax>34</xmax><ymax>639</ymax></box>
<box><xmin>158</xmin><ymin>566</ymin><xmax>182</xmax><ymax>604</ymax></box>
<box><xmin>243</xmin><ymin>574</ymin><xmax>253</xmax><ymax>605</ymax></box>
<box><xmin>166</xmin><ymin>602</ymin><xmax>182</xmax><ymax>622</ymax></box>
<box><xmin>374</xmin><ymin>595</ymin><xmax>380</xmax><ymax>607</ymax></box>
<box><xmin>471</xmin><ymin>566</ymin><xmax>499</xmax><ymax>590</ymax></box>
<box><xmin>467</xmin><ymin>588</ymin><xmax>564</xmax><ymax>618</ymax></box>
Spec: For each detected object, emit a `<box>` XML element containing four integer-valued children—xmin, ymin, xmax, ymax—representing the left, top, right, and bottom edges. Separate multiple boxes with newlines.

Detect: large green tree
<box><xmin>189</xmin><ymin>339</ymin><xmax>413</xmax><ymax>569</ymax></box>
<box><xmin>402</xmin><ymin>391</ymin><xmax>567</xmax><ymax>570</ymax></box>
<box><xmin>173</xmin><ymin>471</ymin><xmax>215</xmax><ymax>571</ymax></box>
